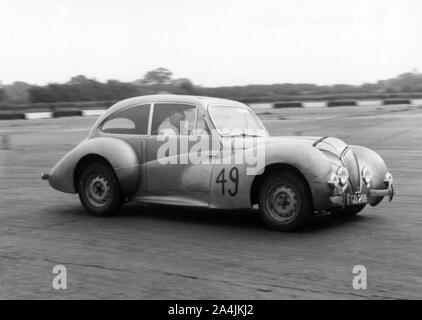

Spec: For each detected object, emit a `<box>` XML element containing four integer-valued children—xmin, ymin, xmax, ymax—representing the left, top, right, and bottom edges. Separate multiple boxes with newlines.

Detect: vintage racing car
<box><xmin>42</xmin><ymin>95</ymin><xmax>394</xmax><ymax>231</ymax></box>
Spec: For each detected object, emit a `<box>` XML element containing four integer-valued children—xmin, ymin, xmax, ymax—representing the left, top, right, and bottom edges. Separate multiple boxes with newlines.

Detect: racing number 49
<box><xmin>216</xmin><ymin>167</ymin><xmax>239</xmax><ymax>196</ymax></box>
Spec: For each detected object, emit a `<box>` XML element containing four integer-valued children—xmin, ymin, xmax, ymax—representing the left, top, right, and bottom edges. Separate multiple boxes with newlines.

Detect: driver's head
<box><xmin>169</xmin><ymin>110</ymin><xmax>185</xmax><ymax>129</ymax></box>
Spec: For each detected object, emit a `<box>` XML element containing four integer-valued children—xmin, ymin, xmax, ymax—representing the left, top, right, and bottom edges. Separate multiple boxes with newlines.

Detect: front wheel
<box><xmin>259</xmin><ymin>171</ymin><xmax>313</xmax><ymax>231</ymax></box>
<box><xmin>77</xmin><ymin>162</ymin><xmax>123</xmax><ymax>217</ymax></box>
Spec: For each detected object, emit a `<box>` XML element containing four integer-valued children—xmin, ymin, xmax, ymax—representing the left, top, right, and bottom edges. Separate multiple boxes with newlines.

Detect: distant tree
<box><xmin>132</xmin><ymin>78</ymin><xmax>146</xmax><ymax>86</ymax></box>
<box><xmin>30</xmin><ymin>85</ymin><xmax>56</xmax><ymax>103</ymax></box>
<box><xmin>67</xmin><ymin>75</ymin><xmax>94</xmax><ymax>85</ymax></box>
<box><xmin>66</xmin><ymin>75</ymin><xmax>105</xmax><ymax>101</ymax></box>
<box><xmin>105</xmin><ymin>79</ymin><xmax>141</xmax><ymax>99</ymax></box>
<box><xmin>20</xmin><ymin>69</ymin><xmax>422</xmax><ymax>104</ymax></box>
<box><xmin>385</xmin><ymin>86</ymin><xmax>397</xmax><ymax>93</ymax></box>
<box><xmin>143</xmin><ymin>68</ymin><xmax>173</xmax><ymax>85</ymax></box>
<box><xmin>3</xmin><ymin>81</ymin><xmax>32</xmax><ymax>104</ymax></box>
<box><xmin>360</xmin><ymin>83</ymin><xmax>381</xmax><ymax>92</ymax></box>
<box><xmin>172</xmin><ymin>78</ymin><xmax>196</xmax><ymax>94</ymax></box>
<box><xmin>375</xmin><ymin>71</ymin><xmax>422</xmax><ymax>93</ymax></box>
<box><xmin>0</xmin><ymin>81</ymin><xmax>4</xmax><ymax>102</ymax></box>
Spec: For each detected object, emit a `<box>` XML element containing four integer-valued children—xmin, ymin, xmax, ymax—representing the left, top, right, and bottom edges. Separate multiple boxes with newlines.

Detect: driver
<box><xmin>158</xmin><ymin>110</ymin><xmax>186</xmax><ymax>135</ymax></box>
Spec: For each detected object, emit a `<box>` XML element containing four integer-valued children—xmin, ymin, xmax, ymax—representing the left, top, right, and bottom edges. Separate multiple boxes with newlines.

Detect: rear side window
<box><xmin>101</xmin><ymin>104</ymin><xmax>150</xmax><ymax>135</ymax></box>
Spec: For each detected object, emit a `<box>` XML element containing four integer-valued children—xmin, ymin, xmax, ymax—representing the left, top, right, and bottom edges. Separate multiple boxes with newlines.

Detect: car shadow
<box><xmin>55</xmin><ymin>202</ymin><xmax>371</xmax><ymax>233</ymax></box>
<box><xmin>119</xmin><ymin>203</ymin><xmax>265</xmax><ymax>231</ymax></box>
<box><xmin>301</xmin><ymin>211</ymin><xmax>370</xmax><ymax>233</ymax></box>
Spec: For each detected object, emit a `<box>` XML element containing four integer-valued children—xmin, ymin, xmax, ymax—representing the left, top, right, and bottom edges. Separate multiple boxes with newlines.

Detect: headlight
<box><xmin>384</xmin><ymin>171</ymin><xmax>393</xmax><ymax>184</ymax></box>
<box><xmin>362</xmin><ymin>166</ymin><xmax>372</xmax><ymax>186</ymax></box>
<box><xmin>337</xmin><ymin>166</ymin><xmax>349</xmax><ymax>186</ymax></box>
<box><xmin>327</xmin><ymin>172</ymin><xmax>339</xmax><ymax>187</ymax></box>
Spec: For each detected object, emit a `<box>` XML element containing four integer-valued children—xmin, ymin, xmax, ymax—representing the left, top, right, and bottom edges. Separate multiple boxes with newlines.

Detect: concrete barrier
<box><xmin>327</xmin><ymin>101</ymin><xmax>357</xmax><ymax>107</ymax></box>
<box><xmin>52</xmin><ymin>110</ymin><xmax>83</xmax><ymax>118</ymax></box>
<box><xmin>411</xmin><ymin>99</ymin><xmax>422</xmax><ymax>106</ymax></box>
<box><xmin>273</xmin><ymin>102</ymin><xmax>303</xmax><ymax>108</ymax></box>
<box><xmin>356</xmin><ymin>100</ymin><xmax>383</xmax><ymax>107</ymax></box>
<box><xmin>248</xmin><ymin>103</ymin><xmax>274</xmax><ymax>109</ymax></box>
<box><xmin>302</xmin><ymin>101</ymin><xmax>328</xmax><ymax>108</ymax></box>
<box><xmin>0</xmin><ymin>113</ymin><xmax>25</xmax><ymax>120</ymax></box>
<box><xmin>82</xmin><ymin>109</ymin><xmax>106</xmax><ymax>117</ymax></box>
<box><xmin>24</xmin><ymin>112</ymin><xmax>52</xmax><ymax>120</ymax></box>
<box><xmin>0</xmin><ymin>97</ymin><xmax>420</xmax><ymax>121</ymax></box>
<box><xmin>383</xmin><ymin>99</ymin><xmax>411</xmax><ymax>105</ymax></box>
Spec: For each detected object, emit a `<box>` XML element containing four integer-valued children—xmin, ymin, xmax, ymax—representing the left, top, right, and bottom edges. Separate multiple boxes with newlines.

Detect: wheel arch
<box><xmin>250</xmin><ymin>163</ymin><xmax>313</xmax><ymax>207</ymax></box>
<box><xmin>74</xmin><ymin>154</ymin><xmax>115</xmax><ymax>192</ymax></box>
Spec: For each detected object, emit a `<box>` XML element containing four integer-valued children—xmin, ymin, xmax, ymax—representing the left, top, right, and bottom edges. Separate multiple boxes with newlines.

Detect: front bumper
<box><xmin>329</xmin><ymin>183</ymin><xmax>394</xmax><ymax>208</ymax></box>
<box><xmin>369</xmin><ymin>184</ymin><xmax>394</xmax><ymax>201</ymax></box>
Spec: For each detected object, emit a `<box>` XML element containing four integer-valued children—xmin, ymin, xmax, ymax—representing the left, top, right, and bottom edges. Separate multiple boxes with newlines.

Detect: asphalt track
<box><xmin>0</xmin><ymin>104</ymin><xmax>421</xmax><ymax>299</ymax></box>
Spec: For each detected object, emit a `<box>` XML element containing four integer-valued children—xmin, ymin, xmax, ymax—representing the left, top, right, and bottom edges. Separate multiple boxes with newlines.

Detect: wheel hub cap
<box><xmin>86</xmin><ymin>175</ymin><xmax>111</xmax><ymax>207</ymax></box>
<box><xmin>268</xmin><ymin>185</ymin><xmax>298</xmax><ymax>221</ymax></box>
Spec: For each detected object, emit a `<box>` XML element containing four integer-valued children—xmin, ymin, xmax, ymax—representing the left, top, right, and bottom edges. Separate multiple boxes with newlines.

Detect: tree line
<box><xmin>1</xmin><ymin>68</ymin><xmax>422</xmax><ymax>105</ymax></box>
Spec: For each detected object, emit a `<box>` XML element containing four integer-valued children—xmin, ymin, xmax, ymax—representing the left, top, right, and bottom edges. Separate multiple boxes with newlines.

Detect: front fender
<box><xmin>208</xmin><ymin>142</ymin><xmax>333</xmax><ymax>210</ymax></box>
<box><xmin>264</xmin><ymin>142</ymin><xmax>334</xmax><ymax>211</ymax></box>
<box><xmin>48</xmin><ymin>137</ymin><xmax>140</xmax><ymax>196</ymax></box>
<box><xmin>350</xmin><ymin>145</ymin><xmax>388</xmax><ymax>188</ymax></box>
<box><xmin>350</xmin><ymin>145</ymin><xmax>389</xmax><ymax>205</ymax></box>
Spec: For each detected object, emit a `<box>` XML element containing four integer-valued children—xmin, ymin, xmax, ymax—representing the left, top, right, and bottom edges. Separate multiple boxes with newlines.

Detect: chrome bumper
<box><xmin>369</xmin><ymin>184</ymin><xmax>394</xmax><ymax>201</ymax></box>
<box><xmin>330</xmin><ymin>184</ymin><xmax>394</xmax><ymax>207</ymax></box>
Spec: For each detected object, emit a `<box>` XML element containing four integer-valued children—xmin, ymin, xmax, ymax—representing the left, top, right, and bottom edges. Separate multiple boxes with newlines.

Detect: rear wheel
<box><xmin>77</xmin><ymin>162</ymin><xmax>123</xmax><ymax>217</ymax></box>
<box><xmin>259</xmin><ymin>171</ymin><xmax>312</xmax><ymax>231</ymax></box>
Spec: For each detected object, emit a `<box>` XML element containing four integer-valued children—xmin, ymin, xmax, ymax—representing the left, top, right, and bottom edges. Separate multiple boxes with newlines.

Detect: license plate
<box><xmin>346</xmin><ymin>193</ymin><xmax>368</xmax><ymax>206</ymax></box>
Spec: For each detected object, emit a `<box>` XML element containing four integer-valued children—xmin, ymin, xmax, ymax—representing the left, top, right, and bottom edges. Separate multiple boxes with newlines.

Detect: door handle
<box><xmin>207</xmin><ymin>150</ymin><xmax>219</xmax><ymax>157</ymax></box>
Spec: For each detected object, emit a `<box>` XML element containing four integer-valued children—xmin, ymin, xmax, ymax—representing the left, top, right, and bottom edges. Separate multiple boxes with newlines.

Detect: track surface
<box><xmin>0</xmin><ymin>104</ymin><xmax>421</xmax><ymax>299</ymax></box>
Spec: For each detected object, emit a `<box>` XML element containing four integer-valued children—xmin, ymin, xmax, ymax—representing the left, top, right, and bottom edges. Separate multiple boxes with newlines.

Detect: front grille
<box><xmin>341</xmin><ymin>148</ymin><xmax>360</xmax><ymax>192</ymax></box>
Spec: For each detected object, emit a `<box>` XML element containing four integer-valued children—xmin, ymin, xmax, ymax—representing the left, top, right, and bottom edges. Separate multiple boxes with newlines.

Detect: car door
<box><xmin>99</xmin><ymin>103</ymin><xmax>151</xmax><ymax>193</ymax></box>
<box><xmin>144</xmin><ymin>103</ymin><xmax>216</xmax><ymax>206</ymax></box>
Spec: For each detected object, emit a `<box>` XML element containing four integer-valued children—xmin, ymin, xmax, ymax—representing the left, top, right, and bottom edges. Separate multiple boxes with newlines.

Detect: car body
<box><xmin>42</xmin><ymin>94</ymin><xmax>394</xmax><ymax>230</ymax></box>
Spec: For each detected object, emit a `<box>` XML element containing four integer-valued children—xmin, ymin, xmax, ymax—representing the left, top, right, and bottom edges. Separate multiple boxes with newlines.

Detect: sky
<box><xmin>1</xmin><ymin>0</ymin><xmax>421</xmax><ymax>87</ymax></box>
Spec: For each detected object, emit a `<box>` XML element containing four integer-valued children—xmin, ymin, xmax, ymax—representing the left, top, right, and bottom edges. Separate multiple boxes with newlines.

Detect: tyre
<box><xmin>77</xmin><ymin>162</ymin><xmax>123</xmax><ymax>217</ymax></box>
<box><xmin>340</xmin><ymin>204</ymin><xmax>365</xmax><ymax>216</ymax></box>
<box><xmin>259</xmin><ymin>171</ymin><xmax>312</xmax><ymax>231</ymax></box>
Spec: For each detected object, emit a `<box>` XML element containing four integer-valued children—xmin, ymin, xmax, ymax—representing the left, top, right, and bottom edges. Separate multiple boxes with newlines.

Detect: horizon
<box><xmin>1</xmin><ymin>69</ymin><xmax>419</xmax><ymax>88</ymax></box>
<box><xmin>1</xmin><ymin>0</ymin><xmax>421</xmax><ymax>87</ymax></box>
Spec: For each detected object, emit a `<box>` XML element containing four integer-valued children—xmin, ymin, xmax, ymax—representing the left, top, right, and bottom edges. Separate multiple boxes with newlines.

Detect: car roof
<box><xmin>90</xmin><ymin>94</ymin><xmax>255</xmax><ymax>137</ymax></box>
<box><xmin>94</xmin><ymin>94</ymin><xmax>249</xmax><ymax>128</ymax></box>
<box><xmin>100</xmin><ymin>94</ymin><xmax>246</xmax><ymax>119</ymax></box>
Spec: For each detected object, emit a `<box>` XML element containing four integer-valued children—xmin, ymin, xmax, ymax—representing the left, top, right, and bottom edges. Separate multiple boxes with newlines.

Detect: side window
<box><xmin>101</xmin><ymin>104</ymin><xmax>150</xmax><ymax>135</ymax></box>
<box><xmin>151</xmin><ymin>103</ymin><xmax>197</xmax><ymax>135</ymax></box>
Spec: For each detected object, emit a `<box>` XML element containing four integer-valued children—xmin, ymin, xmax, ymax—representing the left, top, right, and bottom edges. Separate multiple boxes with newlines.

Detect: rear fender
<box><xmin>48</xmin><ymin>137</ymin><xmax>140</xmax><ymax>196</ymax></box>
